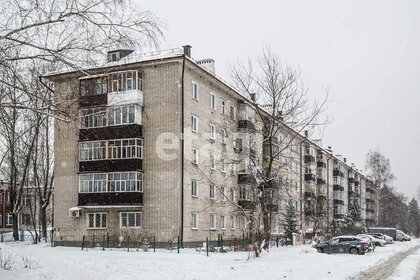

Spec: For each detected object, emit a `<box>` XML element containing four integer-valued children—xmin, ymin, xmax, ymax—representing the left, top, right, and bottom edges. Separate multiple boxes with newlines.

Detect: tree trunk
<box><xmin>40</xmin><ymin>206</ymin><xmax>48</xmax><ymax>241</ymax></box>
<box><xmin>262</xmin><ymin>209</ymin><xmax>271</xmax><ymax>250</ymax></box>
<box><xmin>12</xmin><ymin>213</ymin><xmax>19</xmax><ymax>241</ymax></box>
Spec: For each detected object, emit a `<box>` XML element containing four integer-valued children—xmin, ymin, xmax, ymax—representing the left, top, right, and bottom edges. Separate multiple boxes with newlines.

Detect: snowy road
<box><xmin>349</xmin><ymin>243</ymin><xmax>420</xmax><ymax>280</ymax></box>
<box><xmin>0</xmin><ymin>239</ymin><xmax>419</xmax><ymax>279</ymax></box>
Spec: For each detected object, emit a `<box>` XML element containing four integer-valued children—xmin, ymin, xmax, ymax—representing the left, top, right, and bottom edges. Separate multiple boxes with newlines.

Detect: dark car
<box><xmin>313</xmin><ymin>235</ymin><xmax>369</xmax><ymax>255</ymax></box>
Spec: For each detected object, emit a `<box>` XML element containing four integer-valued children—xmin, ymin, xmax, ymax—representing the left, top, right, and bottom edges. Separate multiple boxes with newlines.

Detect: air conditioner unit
<box><xmin>69</xmin><ymin>207</ymin><xmax>82</xmax><ymax>218</ymax></box>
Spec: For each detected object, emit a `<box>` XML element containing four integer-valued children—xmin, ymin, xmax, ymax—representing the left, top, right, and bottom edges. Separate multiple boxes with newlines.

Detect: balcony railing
<box><xmin>333</xmin><ymin>190</ymin><xmax>344</xmax><ymax>203</ymax></box>
<box><xmin>78</xmin><ymin>192</ymin><xmax>143</xmax><ymax>206</ymax></box>
<box><xmin>333</xmin><ymin>169</ymin><xmax>345</xmax><ymax>178</ymax></box>
<box><xmin>305</xmin><ymin>173</ymin><xmax>316</xmax><ymax>182</ymax></box>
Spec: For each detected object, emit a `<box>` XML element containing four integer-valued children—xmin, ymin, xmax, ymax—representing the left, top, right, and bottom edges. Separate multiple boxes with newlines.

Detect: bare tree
<box><xmin>230</xmin><ymin>48</ymin><xmax>328</xmax><ymax>254</ymax></box>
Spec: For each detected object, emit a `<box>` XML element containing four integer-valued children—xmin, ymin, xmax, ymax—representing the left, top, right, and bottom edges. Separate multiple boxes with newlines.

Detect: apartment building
<box><xmin>47</xmin><ymin>46</ymin><xmax>378</xmax><ymax>246</ymax></box>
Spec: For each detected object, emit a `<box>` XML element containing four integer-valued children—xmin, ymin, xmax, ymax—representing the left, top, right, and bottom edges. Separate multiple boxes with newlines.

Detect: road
<box><xmin>349</xmin><ymin>243</ymin><xmax>420</xmax><ymax>280</ymax></box>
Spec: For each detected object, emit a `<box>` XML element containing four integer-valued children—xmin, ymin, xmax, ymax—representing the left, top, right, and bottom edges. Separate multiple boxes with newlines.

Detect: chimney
<box><xmin>183</xmin><ymin>45</ymin><xmax>192</xmax><ymax>58</ymax></box>
<box><xmin>304</xmin><ymin>130</ymin><xmax>309</xmax><ymax>137</ymax></box>
<box><xmin>344</xmin><ymin>158</ymin><xmax>347</xmax><ymax>163</ymax></box>
<box><xmin>196</xmin><ymin>58</ymin><xmax>215</xmax><ymax>75</ymax></box>
<box><xmin>277</xmin><ymin>110</ymin><xmax>283</xmax><ymax>121</ymax></box>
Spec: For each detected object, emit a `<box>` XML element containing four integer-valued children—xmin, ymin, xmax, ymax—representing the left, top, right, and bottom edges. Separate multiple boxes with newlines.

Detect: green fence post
<box><xmin>127</xmin><ymin>236</ymin><xmax>130</xmax><ymax>252</ymax></box>
<box><xmin>206</xmin><ymin>237</ymin><xmax>209</xmax><ymax>257</ymax></box>
<box><xmin>92</xmin><ymin>235</ymin><xmax>95</xmax><ymax>249</ymax></box>
<box><xmin>276</xmin><ymin>236</ymin><xmax>279</xmax><ymax>248</ymax></box>
<box><xmin>153</xmin><ymin>236</ymin><xmax>156</xmax><ymax>252</ymax></box>
<box><xmin>106</xmin><ymin>232</ymin><xmax>109</xmax><ymax>248</ymax></box>
<box><xmin>242</xmin><ymin>232</ymin><xmax>245</xmax><ymax>250</ymax></box>
<box><xmin>177</xmin><ymin>236</ymin><xmax>180</xmax><ymax>254</ymax></box>
<box><xmin>102</xmin><ymin>235</ymin><xmax>105</xmax><ymax>251</ymax></box>
<box><xmin>81</xmin><ymin>235</ymin><xmax>85</xmax><ymax>250</ymax></box>
<box><xmin>220</xmin><ymin>235</ymin><xmax>224</xmax><ymax>253</ymax></box>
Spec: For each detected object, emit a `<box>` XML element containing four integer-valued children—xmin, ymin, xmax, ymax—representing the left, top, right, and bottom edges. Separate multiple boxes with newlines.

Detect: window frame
<box><xmin>191</xmin><ymin>115</ymin><xmax>199</xmax><ymax>133</ymax></box>
<box><xmin>191</xmin><ymin>148</ymin><xmax>199</xmax><ymax>164</ymax></box>
<box><xmin>209</xmin><ymin>124</ymin><xmax>216</xmax><ymax>140</ymax></box>
<box><xmin>210</xmin><ymin>92</ymin><xmax>216</xmax><ymax>110</ymax></box>
<box><xmin>120</xmin><ymin>212</ymin><xmax>141</xmax><ymax>228</ymax></box>
<box><xmin>87</xmin><ymin>212</ymin><xmax>107</xmax><ymax>229</ymax></box>
<box><xmin>191</xmin><ymin>180</ymin><xmax>198</xmax><ymax>197</ymax></box>
<box><xmin>192</xmin><ymin>81</ymin><xmax>199</xmax><ymax>100</ymax></box>
<box><xmin>210</xmin><ymin>184</ymin><xmax>215</xmax><ymax>200</ymax></box>
<box><xmin>210</xmin><ymin>214</ymin><xmax>216</xmax><ymax>230</ymax></box>
<box><xmin>191</xmin><ymin>213</ymin><xmax>198</xmax><ymax>229</ymax></box>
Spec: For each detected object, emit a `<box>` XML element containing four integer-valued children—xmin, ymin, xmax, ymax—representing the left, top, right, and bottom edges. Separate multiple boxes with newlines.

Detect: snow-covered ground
<box><xmin>389</xmin><ymin>246</ymin><xmax>420</xmax><ymax>280</ymax></box>
<box><xmin>0</xmin><ymin>239</ymin><xmax>418</xmax><ymax>280</ymax></box>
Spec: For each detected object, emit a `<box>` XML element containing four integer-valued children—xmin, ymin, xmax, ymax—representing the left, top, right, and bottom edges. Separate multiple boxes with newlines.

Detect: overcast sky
<box><xmin>139</xmin><ymin>0</ymin><xmax>420</xmax><ymax>199</ymax></box>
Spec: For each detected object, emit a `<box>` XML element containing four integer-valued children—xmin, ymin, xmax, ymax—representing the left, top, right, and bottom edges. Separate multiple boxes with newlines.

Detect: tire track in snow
<box><xmin>348</xmin><ymin>244</ymin><xmax>420</xmax><ymax>280</ymax></box>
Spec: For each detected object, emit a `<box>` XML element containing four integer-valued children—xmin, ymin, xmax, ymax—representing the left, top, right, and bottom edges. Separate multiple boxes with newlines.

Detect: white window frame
<box><xmin>230</xmin><ymin>105</ymin><xmax>236</xmax><ymax>120</ymax></box>
<box><xmin>210</xmin><ymin>93</ymin><xmax>216</xmax><ymax>110</ymax></box>
<box><xmin>210</xmin><ymin>154</ymin><xmax>215</xmax><ymax>170</ymax></box>
<box><xmin>230</xmin><ymin>188</ymin><xmax>235</xmax><ymax>202</ymax></box>
<box><xmin>192</xmin><ymin>81</ymin><xmax>199</xmax><ymax>100</ymax></box>
<box><xmin>238</xmin><ymin>216</ymin><xmax>246</xmax><ymax>230</ymax></box>
<box><xmin>221</xmin><ymin>158</ymin><xmax>226</xmax><ymax>173</ymax></box>
<box><xmin>191</xmin><ymin>180</ymin><xmax>198</xmax><ymax>197</ymax></box>
<box><xmin>220</xmin><ymin>186</ymin><xmax>225</xmax><ymax>202</ymax></box>
<box><xmin>221</xmin><ymin>129</ymin><xmax>226</xmax><ymax>144</ymax></box>
<box><xmin>210</xmin><ymin>184</ymin><xmax>215</xmax><ymax>200</ymax></box>
<box><xmin>220</xmin><ymin>215</ymin><xmax>226</xmax><ymax>230</ymax></box>
<box><xmin>6</xmin><ymin>213</ymin><xmax>13</xmax><ymax>225</ymax></box>
<box><xmin>191</xmin><ymin>148</ymin><xmax>199</xmax><ymax>164</ymax></box>
<box><xmin>230</xmin><ymin>215</ymin><xmax>236</xmax><ymax>230</ymax></box>
<box><xmin>191</xmin><ymin>213</ymin><xmax>198</xmax><ymax>229</ymax></box>
<box><xmin>120</xmin><ymin>212</ymin><xmax>141</xmax><ymax>228</ymax></box>
<box><xmin>221</xmin><ymin>100</ymin><xmax>225</xmax><ymax>115</ymax></box>
<box><xmin>209</xmin><ymin>124</ymin><xmax>216</xmax><ymax>140</ymax></box>
<box><xmin>210</xmin><ymin>214</ymin><xmax>216</xmax><ymax>230</ymax></box>
<box><xmin>87</xmin><ymin>213</ymin><xmax>107</xmax><ymax>229</ymax></box>
<box><xmin>191</xmin><ymin>115</ymin><xmax>198</xmax><ymax>133</ymax></box>
<box><xmin>230</xmin><ymin>162</ymin><xmax>235</xmax><ymax>175</ymax></box>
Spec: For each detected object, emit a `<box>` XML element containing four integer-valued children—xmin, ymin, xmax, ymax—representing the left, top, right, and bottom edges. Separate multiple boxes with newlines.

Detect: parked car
<box><xmin>357</xmin><ymin>234</ymin><xmax>387</xmax><ymax>247</ymax></box>
<box><xmin>396</xmin><ymin>230</ymin><xmax>411</xmax><ymax>241</ymax></box>
<box><xmin>313</xmin><ymin>235</ymin><xmax>369</xmax><ymax>255</ymax></box>
<box><xmin>357</xmin><ymin>236</ymin><xmax>375</xmax><ymax>252</ymax></box>
<box><xmin>370</xmin><ymin>233</ymin><xmax>394</xmax><ymax>244</ymax></box>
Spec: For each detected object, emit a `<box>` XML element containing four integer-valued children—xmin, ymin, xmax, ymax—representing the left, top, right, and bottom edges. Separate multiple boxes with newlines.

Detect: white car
<box><xmin>357</xmin><ymin>234</ymin><xmax>387</xmax><ymax>246</ymax></box>
<box><xmin>396</xmin><ymin>230</ymin><xmax>411</xmax><ymax>241</ymax></box>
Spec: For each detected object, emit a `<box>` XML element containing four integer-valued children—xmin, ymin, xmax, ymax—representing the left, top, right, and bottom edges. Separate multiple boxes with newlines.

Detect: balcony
<box><xmin>108</xmin><ymin>89</ymin><xmax>143</xmax><ymax>107</ymax></box>
<box><xmin>79</xmin><ymin>124</ymin><xmax>142</xmax><ymax>141</ymax></box>
<box><xmin>333</xmin><ymin>179</ymin><xmax>344</xmax><ymax>191</ymax></box>
<box><xmin>79</xmin><ymin>93</ymin><xmax>108</xmax><ymax>108</ymax></box>
<box><xmin>305</xmin><ymin>183</ymin><xmax>316</xmax><ymax>196</ymax></box>
<box><xmin>317</xmin><ymin>177</ymin><xmax>326</xmax><ymax>185</ymax></box>
<box><xmin>366</xmin><ymin>192</ymin><xmax>375</xmax><ymax>202</ymax></box>
<box><xmin>78</xmin><ymin>192</ymin><xmax>143</xmax><ymax>206</ymax></box>
<box><xmin>305</xmin><ymin>173</ymin><xmax>316</xmax><ymax>182</ymax></box>
<box><xmin>304</xmin><ymin>155</ymin><xmax>315</xmax><ymax>164</ymax></box>
<box><xmin>333</xmin><ymin>190</ymin><xmax>344</xmax><ymax>204</ymax></box>
<box><xmin>238</xmin><ymin>174</ymin><xmax>256</xmax><ymax>185</ymax></box>
<box><xmin>79</xmin><ymin>158</ymin><xmax>142</xmax><ymax>173</ymax></box>
<box><xmin>334</xmin><ymin>213</ymin><xmax>344</xmax><ymax>219</ymax></box>
<box><xmin>238</xmin><ymin>199</ymin><xmax>254</xmax><ymax>210</ymax></box>
<box><xmin>333</xmin><ymin>169</ymin><xmax>345</xmax><ymax>178</ymax></box>
<box><xmin>366</xmin><ymin>202</ymin><xmax>376</xmax><ymax>212</ymax></box>
<box><xmin>267</xmin><ymin>203</ymin><xmax>279</xmax><ymax>212</ymax></box>
<box><xmin>237</xmin><ymin>120</ymin><xmax>256</xmax><ymax>132</ymax></box>
<box><xmin>317</xmin><ymin>185</ymin><xmax>327</xmax><ymax>197</ymax></box>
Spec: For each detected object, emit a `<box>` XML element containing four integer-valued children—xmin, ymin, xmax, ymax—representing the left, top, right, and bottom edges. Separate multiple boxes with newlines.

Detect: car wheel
<box><xmin>349</xmin><ymin>248</ymin><xmax>359</xmax><ymax>255</ymax></box>
<box><xmin>317</xmin><ymin>248</ymin><xmax>324</xmax><ymax>253</ymax></box>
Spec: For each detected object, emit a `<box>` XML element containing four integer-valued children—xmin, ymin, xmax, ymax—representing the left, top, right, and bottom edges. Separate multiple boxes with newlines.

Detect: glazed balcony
<box><xmin>305</xmin><ymin>173</ymin><xmax>316</xmax><ymax>182</ymax></box>
<box><xmin>238</xmin><ymin>199</ymin><xmax>254</xmax><ymax>210</ymax></box>
<box><xmin>333</xmin><ymin>190</ymin><xmax>344</xmax><ymax>204</ymax></box>
<box><xmin>238</xmin><ymin>174</ymin><xmax>257</xmax><ymax>185</ymax></box>
<box><xmin>79</xmin><ymin>158</ymin><xmax>142</xmax><ymax>173</ymax></box>
<box><xmin>78</xmin><ymin>192</ymin><xmax>143</xmax><ymax>206</ymax></box>
<box><xmin>237</xmin><ymin>120</ymin><xmax>256</xmax><ymax>132</ymax></box>
<box><xmin>333</xmin><ymin>169</ymin><xmax>345</xmax><ymax>178</ymax></box>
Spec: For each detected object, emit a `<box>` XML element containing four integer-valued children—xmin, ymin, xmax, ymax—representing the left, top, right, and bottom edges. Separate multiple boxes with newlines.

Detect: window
<box><xmin>191</xmin><ymin>115</ymin><xmax>198</xmax><ymax>133</ymax></box>
<box><xmin>238</xmin><ymin>216</ymin><xmax>246</xmax><ymax>230</ymax></box>
<box><xmin>239</xmin><ymin>186</ymin><xmax>249</xmax><ymax>200</ymax></box>
<box><xmin>230</xmin><ymin>188</ymin><xmax>235</xmax><ymax>201</ymax></box>
<box><xmin>107</xmin><ymin>71</ymin><xmax>142</xmax><ymax>93</ymax></box>
<box><xmin>210</xmin><ymin>184</ymin><xmax>215</xmax><ymax>199</ymax></box>
<box><xmin>80</xmin><ymin>139</ymin><xmax>143</xmax><ymax>161</ymax></box>
<box><xmin>87</xmin><ymin>213</ymin><xmax>107</xmax><ymax>229</ymax></box>
<box><xmin>21</xmin><ymin>196</ymin><xmax>31</xmax><ymax>207</ymax></box>
<box><xmin>220</xmin><ymin>186</ymin><xmax>225</xmax><ymax>202</ymax></box>
<box><xmin>209</xmin><ymin>124</ymin><xmax>216</xmax><ymax>140</ymax></box>
<box><xmin>210</xmin><ymin>154</ymin><xmax>215</xmax><ymax>170</ymax></box>
<box><xmin>230</xmin><ymin>216</ymin><xmax>236</xmax><ymax>229</ymax></box>
<box><xmin>80</xmin><ymin>77</ymin><xmax>107</xmax><ymax>96</ymax></box>
<box><xmin>6</xmin><ymin>213</ymin><xmax>13</xmax><ymax>225</ymax></box>
<box><xmin>80</xmin><ymin>105</ymin><xmax>141</xmax><ymax>129</ymax></box>
<box><xmin>120</xmin><ymin>212</ymin><xmax>141</xmax><ymax>228</ymax></box>
<box><xmin>229</xmin><ymin>105</ymin><xmax>236</xmax><ymax>120</ymax></box>
<box><xmin>192</xmin><ymin>82</ymin><xmax>199</xmax><ymax>100</ymax></box>
<box><xmin>229</xmin><ymin>162</ymin><xmax>235</xmax><ymax>175</ymax></box>
<box><xmin>221</xmin><ymin>129</ymin><xmax>226</xmax><ymax>144</ymax></box>
<box><xmin>221</xmin><ymin>159</ymin><xmax>226</xmax><ymax>173</ymax></box>
<box><xmin>220</xmin><ymin>215</ymin><xmax>226</xmax><ymax>229</ymax></box>
<box><xmin>108</xmin><ymin>105</ymin><xmax>136</xmax><ymax>126</ymax></box>
<box><xmin>191</xmin><ymin>148</ymin><xmax>199</xmax><ymax>164</ymax></box>
<box><xmin>221</xmin><ymin>100</ymin><xmax>225</xmax><ymax>115</ymax></box>
<box><xmin>210</xmin><ymin>214</ymin><xmax>216</xmax><ymax>229</ymax></box>
<box><xmin>210</xmin><ymin>93</ymin><xmax>216</xmax><ymax>110</ymax></box>
<box><xmin>191</xmin><ymin>213</ymin><xmax>198</xmax><ymax>229</ymax></box>
<box><xmin>79</xmin><ymin>172</ymin><xmax>143</xmax><ymax>193</ymax></box>
<box><xmin>191</xmin><ymin>180</ymin><xmax>198</xmax><ymax>197</ymax></box>
<box><xmin>20</xmin><ymin>214</ymin><xmax>31</xmax><ymax>226</ymax></box>
<box><xmin>80</xmin><ymin>108</ymin><xmax>107</xmax><ymax>128</ymax></box>
<box><xmin>108</xmin><ymin>172</ymin><xmax>143</xmax><ymax>192</ymax></box>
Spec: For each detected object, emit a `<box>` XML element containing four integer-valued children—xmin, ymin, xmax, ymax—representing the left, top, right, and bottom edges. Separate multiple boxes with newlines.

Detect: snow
<box><xmin>0</xmin><ymin>239</ymin><xmax>418</xmax><ymax>279</ymax></box>
<box><xmin>389</xmin><ymin>246</ymin><xmax>420</xmax><ymax>280</ymax></box>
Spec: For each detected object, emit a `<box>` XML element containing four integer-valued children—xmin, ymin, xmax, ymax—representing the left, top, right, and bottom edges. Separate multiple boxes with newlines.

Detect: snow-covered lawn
<box><xmin>0</xmin><ymin>239</ymin><xmax>418</xmax><ymax>280</ymax></box>
<box><xmin>389</xmin><ymin>246</ymin><xmax>420</xmax><ymax>280</ymax></box>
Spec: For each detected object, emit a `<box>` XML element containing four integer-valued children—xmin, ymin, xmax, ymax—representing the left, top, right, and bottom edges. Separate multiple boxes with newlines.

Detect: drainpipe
<box><xmin>299</xmin><ymin>139</ymin><xmax>305</xmax><ymax>232</ymax></box>
<box><xmin>326</xmin><ymin>153</ymin><xmax>334</xmax><ymax>231</ymax></box>
<box><xmin>180</xmin><ymin>54</ymin><xmax>186</xmax><ymax>246</ymax></box>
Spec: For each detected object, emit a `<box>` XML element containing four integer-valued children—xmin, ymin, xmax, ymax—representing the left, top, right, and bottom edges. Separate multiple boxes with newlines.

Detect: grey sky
<box><xmin>139</xmin><ymin>0</ymin><xmax>420</xmax><ymax>199</ymax></box>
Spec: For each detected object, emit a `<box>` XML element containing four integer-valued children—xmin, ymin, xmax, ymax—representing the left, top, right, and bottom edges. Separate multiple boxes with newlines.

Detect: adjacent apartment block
<box><xmin>46</xmin><ymin>46</ymin><xmax>378</xmax><ymax>246</ymax></box>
